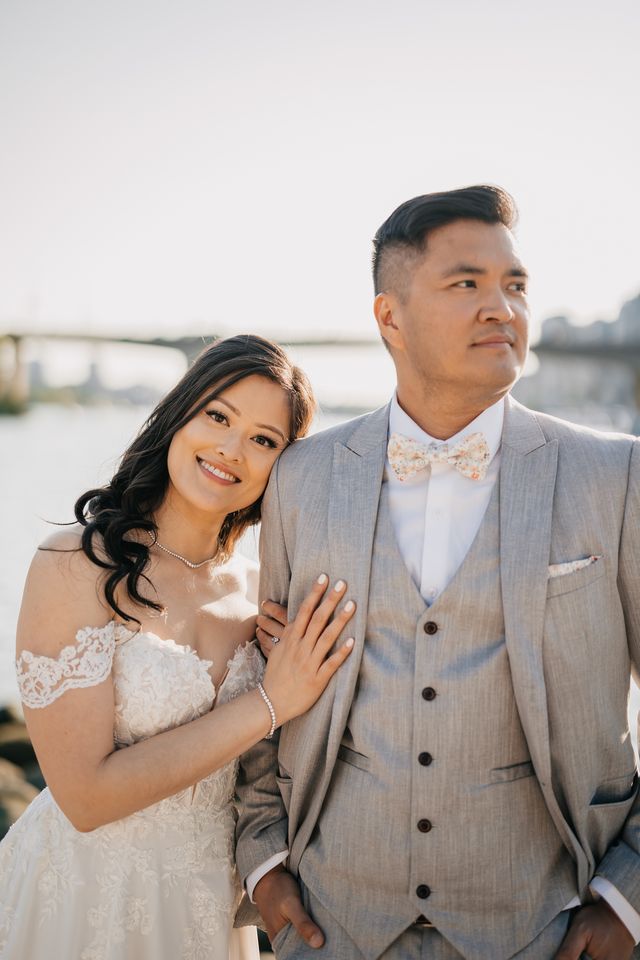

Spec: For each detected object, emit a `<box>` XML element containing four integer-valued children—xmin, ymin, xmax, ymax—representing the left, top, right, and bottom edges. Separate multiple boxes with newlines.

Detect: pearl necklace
<box><xmin>150</xmin><ymin>534</ymin><xmax>218</xmax><ymax>569</ymax></box>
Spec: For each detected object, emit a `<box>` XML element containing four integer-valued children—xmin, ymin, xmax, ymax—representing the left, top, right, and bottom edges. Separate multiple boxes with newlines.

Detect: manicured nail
<box><xmin>317</xmin><ymin>573</ymin><xmax>328</xmax><ymax>584</ymax></box>
<box><xmin>309</xmin><ymin>933</ymin><xmax>324</xmax><ymax>948</ymax></box>
<box><xmin>334</xmin><ymin>580</ymin><xmax>345</xmax><ymax>592</ymax></box>
<box><xmin>344</xmin><ymin>600</ymin><xmax>355</xmax><ymax>612</ymax></box>
<box><xmin>345</xmin><ymin>637</ymin><xmax>355</xmax><ymax>648</ymax></box>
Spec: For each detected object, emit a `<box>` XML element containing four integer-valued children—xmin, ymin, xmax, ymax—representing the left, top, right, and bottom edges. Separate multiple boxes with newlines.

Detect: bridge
<box><xmin>2</xmin><ymin>328</ymin><xmax>640</xmax><ymax>413</ymax></box>
<box><xmin>0</xmin><ymin>330</ymin><xmax>381</xmax><ymax>411</ymax></box>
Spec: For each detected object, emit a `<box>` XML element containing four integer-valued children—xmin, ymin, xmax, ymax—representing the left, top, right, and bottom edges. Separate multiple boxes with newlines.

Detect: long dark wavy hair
<box><xmin>72</xmin><ymin>334</ymin><xmax>315</xmax><ymax>622</ymax></box>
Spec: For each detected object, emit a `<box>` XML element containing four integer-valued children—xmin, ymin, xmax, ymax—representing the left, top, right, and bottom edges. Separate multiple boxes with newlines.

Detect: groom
<box><xmin>235</xmin><ymin>186</ymin><xmax>640</xmax><ymax>959</ymax></box>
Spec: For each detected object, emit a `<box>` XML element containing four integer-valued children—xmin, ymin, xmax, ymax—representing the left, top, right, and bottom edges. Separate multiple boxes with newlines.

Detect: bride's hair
<box><xmin>73</xmin><ymin>334</ymin><xmax>315</xmax><ymax>622</ymax></box>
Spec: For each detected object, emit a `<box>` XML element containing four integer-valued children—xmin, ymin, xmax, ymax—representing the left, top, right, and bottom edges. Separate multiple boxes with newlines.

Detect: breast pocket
<box><xmin>546</xmin><ymin>558</ymin><xmax>606</xmax><ymax>598</ymax></box>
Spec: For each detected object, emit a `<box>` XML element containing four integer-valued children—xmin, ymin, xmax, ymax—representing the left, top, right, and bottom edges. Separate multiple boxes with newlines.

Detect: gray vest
<box><xmin>299</xmin><ymin>482</ymin><xmax>577</xmax><ymax>960</ymax></box>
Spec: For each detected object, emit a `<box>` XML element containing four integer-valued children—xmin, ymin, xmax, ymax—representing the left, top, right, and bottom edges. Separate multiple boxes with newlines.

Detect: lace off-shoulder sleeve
<box><xmin>16</xmin><ymin>622</ymin><xmax>125</xmax><ymax>709</ymax></box>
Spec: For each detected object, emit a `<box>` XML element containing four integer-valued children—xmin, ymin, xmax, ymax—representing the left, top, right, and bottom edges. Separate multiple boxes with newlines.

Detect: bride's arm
<box><xmin>16</xmin><ymin>534</ymin><xmax>353</xmax><ymax>833</ymax></box>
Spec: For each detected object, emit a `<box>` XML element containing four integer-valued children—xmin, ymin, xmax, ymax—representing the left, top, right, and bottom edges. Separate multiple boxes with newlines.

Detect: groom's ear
<box><xmin>374</xmin><ymin>292</ymin><xmax>403</xmax><ymax>353</ymax></box>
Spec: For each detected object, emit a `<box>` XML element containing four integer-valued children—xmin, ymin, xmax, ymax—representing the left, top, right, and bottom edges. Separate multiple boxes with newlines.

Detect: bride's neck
<box><xmin>152</xmin><ymin>496</ymin><xmax>223</xmax><ymax>562</ymax></box>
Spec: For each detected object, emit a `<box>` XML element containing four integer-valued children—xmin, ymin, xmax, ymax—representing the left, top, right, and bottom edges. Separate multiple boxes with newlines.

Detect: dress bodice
<box><xmin>4</xmin><ymin>624</ymin><xmax>264</xmax><ymax>960</ymax></box>
<box><xmin>15</xmin><ymin>622</ymin><xmax>265</xmax><ymax>820</ymax></box>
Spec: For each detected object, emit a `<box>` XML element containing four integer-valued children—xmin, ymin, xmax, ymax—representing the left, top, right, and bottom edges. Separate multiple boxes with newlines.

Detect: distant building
<box><xmin>513</xmin><ymin>292</ymin><xmax>640</xmax><ymax>434</ymax></box>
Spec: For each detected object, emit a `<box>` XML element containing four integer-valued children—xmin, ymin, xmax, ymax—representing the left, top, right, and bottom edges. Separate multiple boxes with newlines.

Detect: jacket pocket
<box><xmin>590</xmin><ymin>770</ymin><xmax>638</xmax><ymax>806</ymax></box>
<box><xmin>489</xmin><ymin>760</ymin><xmax>535</xmax><ymax>784</ymax></box>
<box><xmin>337</xmin><ymin>744</ymin><xmax>371</xmax><ymax>772</ymax></box>
<box><xmin>275</xmin><ymin>773</ymin><xmax>293</xmax><ymax>812</ymax></box>
<box><xmin>586</xmin><ymin>771</ymin><xmax>639</xmax><ymax>863</ymax></box>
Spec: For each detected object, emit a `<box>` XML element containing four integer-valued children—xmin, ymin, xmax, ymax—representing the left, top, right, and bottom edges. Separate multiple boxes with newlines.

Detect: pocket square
<box><xmin>547</xmin><ymin>555</ymin><xmax>602</xmax><ymax>579</ymax></box>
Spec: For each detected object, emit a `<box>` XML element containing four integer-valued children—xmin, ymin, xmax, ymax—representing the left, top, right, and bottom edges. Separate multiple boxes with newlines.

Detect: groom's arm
<box><xmin>235</xmin><ymin>461</ymin><xmax>292</xmax><ymax>888</ymax></box>
<box><xmin>236</xmin><ymin>455</ymin><xmax>326</xmax><ymax>949</ymax></box>
<box><xmin>593</xmin><ymin>438</ymin><xmax>640</xmax><ymax>910</ymax></box>
<box><xmin>556</xmin><ymin>439</ymin><xmax>640</xmax><ymax>959</ymax></box>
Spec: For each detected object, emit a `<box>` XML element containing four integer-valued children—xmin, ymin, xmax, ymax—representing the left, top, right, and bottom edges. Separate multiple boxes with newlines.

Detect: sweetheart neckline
<box><xmin>108</xmin><ymin>622</ymin><xmax>253</xmax><ymax>696</ymax></box>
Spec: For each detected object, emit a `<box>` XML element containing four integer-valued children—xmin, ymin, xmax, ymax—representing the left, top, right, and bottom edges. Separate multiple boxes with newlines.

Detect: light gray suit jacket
<box><xmin>235</xmin><ymin>396</ymin><xmax>640</xmax><ymax>937</ymax></box>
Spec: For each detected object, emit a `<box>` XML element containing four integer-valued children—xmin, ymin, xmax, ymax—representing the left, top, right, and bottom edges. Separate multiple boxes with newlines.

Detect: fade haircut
<box><xmin>372</xmin><ymin>185</ymin><xmax>518</xmax><ymax>301</ymax></box>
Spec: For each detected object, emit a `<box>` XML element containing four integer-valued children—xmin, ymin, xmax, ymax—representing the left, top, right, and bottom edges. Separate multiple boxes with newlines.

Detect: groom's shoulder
<box><xmin>513</xmin><ymin>398</ymin><xmax>637</xmax><ymax>465</ymax></box>
<box><xmin>278</xmin><ymin>405</ymin><xmax>388</xmax><ymax>472</ymax></box>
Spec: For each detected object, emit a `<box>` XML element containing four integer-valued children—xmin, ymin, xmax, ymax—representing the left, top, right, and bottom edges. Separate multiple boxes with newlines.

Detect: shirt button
<box><xmin>424</xmin><ymin>621</ymin><xmax>438</xmax><ymax>635</ymax></box>
<box><xmin>416</xmin><ymin>884</ymin><xmax>431</xmax><ymax>899</ymax></box>
<box><xmin>417</xmin><ymin>819</ymin><xmax>433</xmax><ymax>833</ymax></box>
<box><xmin>422</xmin><ymin>687</ymin><xmax>436</xmax><ymax>701</ymax></box>
<box><xmin>418</xmin><ymin>752</ymin><xmax>433</xmax><ymax>766</ymax></box>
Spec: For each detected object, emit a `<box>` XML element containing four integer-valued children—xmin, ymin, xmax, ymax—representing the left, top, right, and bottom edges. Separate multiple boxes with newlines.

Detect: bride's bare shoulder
<box><xmin>18</xmin><ymin>524</ymin><xmax>112</xmax><ymax>656</ymax></box>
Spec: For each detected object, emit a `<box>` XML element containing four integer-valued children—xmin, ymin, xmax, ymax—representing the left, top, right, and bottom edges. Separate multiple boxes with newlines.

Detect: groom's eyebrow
<box><xmin>215</xmin><ymin>397</ymin><xmax>286</xmax><ymax>442</ymax></box>
<box><xmin>441</xmin><ymin>262</ymin><xmax>529</xmax><ymax>278</ymax></box>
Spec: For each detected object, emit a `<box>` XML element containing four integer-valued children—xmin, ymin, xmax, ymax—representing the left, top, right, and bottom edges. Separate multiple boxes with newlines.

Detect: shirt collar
<box><xmin>388</xmin><ymin>394</ymin><xmax>505</xmax><ymax>465</ymax></box>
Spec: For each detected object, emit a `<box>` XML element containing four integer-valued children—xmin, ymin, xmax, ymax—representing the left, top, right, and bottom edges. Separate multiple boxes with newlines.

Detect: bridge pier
<box><xmin>0</xmin><ymin>335</ymin><xmax>28</xmax><ymax>413</ymax></box>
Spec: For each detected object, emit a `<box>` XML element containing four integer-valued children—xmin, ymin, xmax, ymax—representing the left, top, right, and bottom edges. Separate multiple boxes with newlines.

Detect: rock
<box><xmin>0</xmin><ymin>757</ymin><xmax>39</xmax><ymax>838</ymax></box>
<box><xmin>0</xmin><ymin>702</ymin><xmax>44</xmax><ymax>790</ymax></box>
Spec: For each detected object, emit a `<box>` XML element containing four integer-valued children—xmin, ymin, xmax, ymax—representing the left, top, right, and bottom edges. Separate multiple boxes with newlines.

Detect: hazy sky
<box><xmin>1</xmin><ymin>0</ymin><xmax>638</xmax><ymax>341</ymax></box>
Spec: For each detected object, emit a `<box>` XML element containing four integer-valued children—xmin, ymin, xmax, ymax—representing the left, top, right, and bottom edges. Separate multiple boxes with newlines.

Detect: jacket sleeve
<box><xmin>235</xmin><ymin>457</ymin><xmax>292</xmax><ymax>888</ymax></box>
<box><xmin>595</xmin><ymin>437</ymin><xmax>640</xmax><ymax>908</ymax></box>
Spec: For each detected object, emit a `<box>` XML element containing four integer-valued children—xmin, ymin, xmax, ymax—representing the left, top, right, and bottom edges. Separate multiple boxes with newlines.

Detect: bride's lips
<box><xmin>196</xmin><ymin>457</ymin><xmax>240</xmax><ymax>484</ymax></box>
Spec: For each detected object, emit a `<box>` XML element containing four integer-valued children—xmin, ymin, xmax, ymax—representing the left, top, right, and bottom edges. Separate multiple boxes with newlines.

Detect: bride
<box><xmin>0</xmin><ymin>334</ymin><xmax>355</xmax><ymax>959</ymax></box>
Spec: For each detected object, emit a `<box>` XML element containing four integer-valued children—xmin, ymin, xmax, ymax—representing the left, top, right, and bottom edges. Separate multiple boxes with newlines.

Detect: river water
<box><xmin>1</xmin><ymin>401</ymin><xmax>638</xmax><ymax>748</ymax></box>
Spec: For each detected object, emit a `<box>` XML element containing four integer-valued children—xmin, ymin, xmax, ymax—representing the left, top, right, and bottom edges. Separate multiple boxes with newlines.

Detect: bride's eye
<box><xmin>206</xmin><ymin>409</ymin><xmax>227</xmax><ymax>425</ymax></box>
<box><xmin>254</xmin><ymin>435</ymin><xmax>278</xmax><ymax>449</ymax></box>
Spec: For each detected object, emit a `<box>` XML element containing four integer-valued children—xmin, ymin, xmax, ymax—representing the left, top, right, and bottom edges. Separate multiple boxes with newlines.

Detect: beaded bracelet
<box><xmin>257</xmin><ymin>682</ymin><xmax>277</xmax><ymax>739</ymax></box>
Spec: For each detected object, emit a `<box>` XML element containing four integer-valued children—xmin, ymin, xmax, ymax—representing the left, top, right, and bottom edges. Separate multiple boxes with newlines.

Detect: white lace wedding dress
<box><xmin>0</xmin><ymin>622</ymin><xmax>263</xmax><ymax>960</ymax></box>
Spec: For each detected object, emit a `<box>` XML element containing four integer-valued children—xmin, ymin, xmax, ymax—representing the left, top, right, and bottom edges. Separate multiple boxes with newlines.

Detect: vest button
<box><xmin>416</xmin><ymin>884</ymin><xmax>431</xmax><ymax>899</ymax></box>
<box><xmin>417</xmin><ymin>818</ymin><xmax>432</xmax><ymax>833</ymax></box>
<box><xmin>418</xmin><ymin>752</ymin><xmax>433</xmax><ymax>766</ymax></box>
<box><xmin>422</xmin><ymin>687</ymin><xmax>436</xmax><ymax>701</ymax></box>
<box><xmin>424</xmin><ymin>621</ymin><xmax>438</xmax><ymax>635</ymax></box>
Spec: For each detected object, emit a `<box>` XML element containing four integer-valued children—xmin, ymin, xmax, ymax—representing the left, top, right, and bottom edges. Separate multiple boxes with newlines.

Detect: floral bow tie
<box><xmin>387</xmin><ymin>431</ymin><xmax>491</xmax><ymax>482</ymax></box>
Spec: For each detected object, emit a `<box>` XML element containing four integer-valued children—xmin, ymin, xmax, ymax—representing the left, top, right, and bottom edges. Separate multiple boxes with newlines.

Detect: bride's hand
<box><xmin>256</xmin><ymin>601</ymin><xmax>288</xmax><ymax>658</ymax></box>
<box><xmin>261</xmin><ymin>575</ymin><xmax>355</xmax><ymax>726</ymax></box>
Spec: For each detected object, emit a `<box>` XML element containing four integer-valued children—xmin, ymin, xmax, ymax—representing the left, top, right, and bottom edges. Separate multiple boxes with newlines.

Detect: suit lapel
<box><xmin>326</xmin><ymin>405</ymin><xmax>389</xmax><ymax>749</ymax></box>
<box><xmin>500</xmin><ymin>397</ymin><xmax>557</xmax><ymax>786</ymax></box>
<box><xmin>288</xmin><ymin>405</ymin><xmax>389</xmax><ymax>868</ymax></box>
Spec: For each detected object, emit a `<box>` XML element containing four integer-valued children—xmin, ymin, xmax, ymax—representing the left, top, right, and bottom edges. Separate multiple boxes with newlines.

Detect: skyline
<box><xmin>1</xmin><ymin>0</ymin><xmax>639</xmax><ymax>340</ymax></box>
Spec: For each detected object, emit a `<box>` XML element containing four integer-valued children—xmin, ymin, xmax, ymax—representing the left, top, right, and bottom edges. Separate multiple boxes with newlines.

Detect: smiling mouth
<box><xmin>196</xmin><ymin>457</ymin><xmax>240</xmax><ymax>483</ymax></box>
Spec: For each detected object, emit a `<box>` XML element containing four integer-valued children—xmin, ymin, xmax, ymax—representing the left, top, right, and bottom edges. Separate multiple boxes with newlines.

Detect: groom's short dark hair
<box><xmin>372</xmin><ymin>185</ymin><xmax>518</xmax><ymax>299</ymax></box>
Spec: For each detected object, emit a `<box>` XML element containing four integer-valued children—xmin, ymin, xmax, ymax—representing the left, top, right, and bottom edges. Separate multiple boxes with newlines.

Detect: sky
<box><xmin>1</xmin><ymin>0</ymin><xmax>639</xmax><ymax>344</ymax></box>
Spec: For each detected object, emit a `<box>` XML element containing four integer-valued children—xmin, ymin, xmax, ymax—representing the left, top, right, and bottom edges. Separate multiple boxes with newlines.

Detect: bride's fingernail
<box><xmin>317</xmin><ymin>573</ymin><xmax>328</xmax><ymax>584</ymax></box>
<box><xmin>345</xmin><ymin>637</ymin><xmax>355</xmax><ymax>648</ymax></box>
<box><xmin>344</xmin><ymin>600</ymin><xmax>355</xmax><ymax>612</ymax></box>
<box><xmin>334</xmin><ymin>580</ymin><xmax>345</xmax><ymax>592</ymax></box>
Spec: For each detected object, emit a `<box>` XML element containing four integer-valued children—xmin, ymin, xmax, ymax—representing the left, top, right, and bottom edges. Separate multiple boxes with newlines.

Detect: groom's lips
<box><xmin>472</xmin><ymin>334</ymin><xmax>514</xmax><ymax>347</ymax></box>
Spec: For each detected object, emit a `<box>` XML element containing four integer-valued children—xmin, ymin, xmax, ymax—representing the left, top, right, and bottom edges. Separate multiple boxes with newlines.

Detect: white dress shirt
<box><xmin>247</xmin><ymin>395</ymin><xmax>640</xmax><ymax>942</ymax></box>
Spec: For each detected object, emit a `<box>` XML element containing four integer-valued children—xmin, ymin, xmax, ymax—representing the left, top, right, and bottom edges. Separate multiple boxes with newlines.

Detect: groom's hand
<box><xmin>253</xmin><ymin>864</ymin><xmax>324</xmax><ymax>949</ymax></box>
<box><xmin>554</xmin><ymin>901</ymin><xmax>635</xmax><ymax>959</ymax></box>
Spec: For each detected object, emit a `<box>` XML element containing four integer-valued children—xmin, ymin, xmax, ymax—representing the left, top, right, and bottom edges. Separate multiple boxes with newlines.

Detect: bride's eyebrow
<box><xmin>213</xmin><ymin>397</ymin><xmax>286</xmax><ymax>443</ymax></box>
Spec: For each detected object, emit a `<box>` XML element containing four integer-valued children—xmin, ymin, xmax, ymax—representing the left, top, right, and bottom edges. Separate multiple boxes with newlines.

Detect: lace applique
<box><xmin>216</xmin><ymin>640</ymin><xmax>265</xmax><ymax>706</ymax></box>
<box><xmin>15</xmin><ymin>622</ymin><xmax>128</xmax><ymax>709</ymax></box>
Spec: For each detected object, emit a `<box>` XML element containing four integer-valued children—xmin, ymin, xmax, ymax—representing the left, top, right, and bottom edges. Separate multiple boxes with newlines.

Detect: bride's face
<box><xmin>166</xmin><ymin>374</ymin><xmax>292</xmax><ymax>518</ymax></box>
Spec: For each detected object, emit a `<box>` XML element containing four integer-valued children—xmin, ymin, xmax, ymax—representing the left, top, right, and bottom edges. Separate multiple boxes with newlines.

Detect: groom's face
<box><xmin>376</xmin><ymin>218</ymin><xmax>530</xmax><ymax>405</ymax></box>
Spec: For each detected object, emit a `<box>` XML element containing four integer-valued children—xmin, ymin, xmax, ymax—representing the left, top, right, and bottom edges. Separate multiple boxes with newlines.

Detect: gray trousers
<box><xmin>270</xmin><ymin>882</ymin><xmax>575</xmax><ymax>960</ymax></box>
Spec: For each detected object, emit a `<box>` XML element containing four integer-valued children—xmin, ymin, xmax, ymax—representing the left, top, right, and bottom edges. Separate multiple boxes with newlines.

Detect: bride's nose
<box><xmin>216</xmin><ymin>430</ymin><xmax>244</xmax><ymax>462</ymax></box>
